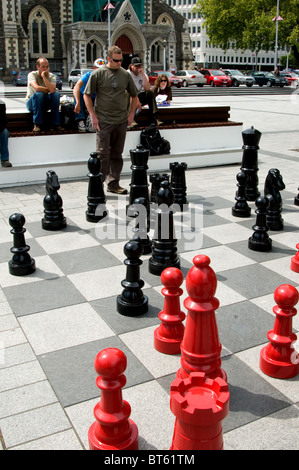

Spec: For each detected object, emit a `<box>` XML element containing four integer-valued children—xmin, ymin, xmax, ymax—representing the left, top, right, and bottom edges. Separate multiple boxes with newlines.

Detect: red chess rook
<box><xmin>290</xmin><ymin>243</ymin><xmax>299</xmax><ymax>273</ymax></box>
<box><xmin>170</xmin><ymin>372</ymin><xmax>230</xmax><ymax>450</ymax></box>
<box><xmin>88</xmin><ymin>348</ymin><xmax>139</xmax><ymax>450</ymax></box>
<box><xmin>177</xmin><ymin>255</ymin><xmax>227</xmax><ymax>382</ymax></box>
<box><xmin>260</xmin><ymin>284</ymin><xmax>299</xmax><ymax>379</ymax></box>
<box><xmin>154</xmin><ymin>267</ymin><xmax>185</xmax><ymax>355</ymax></box>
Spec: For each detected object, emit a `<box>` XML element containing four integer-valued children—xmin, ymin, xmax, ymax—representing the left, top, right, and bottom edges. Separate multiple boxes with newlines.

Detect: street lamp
<box><xmin>272</xmin><ymin>0</ymin><xmax>283</xmax><ymax>71</ymax></box>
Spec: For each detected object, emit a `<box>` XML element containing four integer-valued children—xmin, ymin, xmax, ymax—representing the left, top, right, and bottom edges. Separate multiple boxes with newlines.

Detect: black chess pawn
<box><xmin>149</xmin><ymin>180</ymin><xmax>180</xmax><ymax>276</ymax></box>
<box><xmin>86</xmin><ymin>153</ymin><xmax>108</xmax><ymax>222</ymax></box>
<box><xmin>294</xmin><ymin>187</ymin><xmax>299</xmax><ymax>206</ymax></box>
<box><xmin>42</xmin><ymin>170</ymin><xmax>67</xmax><ymax>230</ymax></box>
<box><xmin>232</xmin><ymin>171</ymin><xmax>251</xmax><ymax>218</ymax></box>
<box><xmin>117</xmin><ymin>239</ymin><xmax>148</xmax><ymax>316</ymax></box>
<box><xmin>240</xmin><ymin>126</ymin><xmax>261</xmax><ymax>201</ymax></box>
<box><xmin>127</xmin><ymin>145</ymin><xmax>150</xmax><ymax>218</ymax></box>
<box><xmin>131</xmin><ymin>196</ymin><xmax>152</xmax><ymax>255</ymax></box>
<box><xmin>248</xmin><ymin>196</ymin><xmax>272</xmax><ymax>252</ymax></box>
<box><xmin>170</xmin><ymin>162</ymin><xmax>188</xmax><ymax>210</ymax></box>
<box><xmin>8</xmin><ymin>213</ymin><xmax>36</xmax><ymax>276</ymax></box>
<box><xmin>264</xmin><ymin>168</ymin><xmax>285</xmax><ymax>231</ymax></box>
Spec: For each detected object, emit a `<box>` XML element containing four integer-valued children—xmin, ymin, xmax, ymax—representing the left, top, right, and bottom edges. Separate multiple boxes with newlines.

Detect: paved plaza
<box><xmin>0</xmin><ymin>90</ymin><xmax>298</xmax><ymax>452</ymax></box>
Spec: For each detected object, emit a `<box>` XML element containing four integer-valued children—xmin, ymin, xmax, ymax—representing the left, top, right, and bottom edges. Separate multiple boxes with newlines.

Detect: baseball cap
<box><xmin>131</xmin><ymin>57</ymin><xmax>142</xmax><ymax>66</ymax></box>
<box><xmin>93</xmin><ymin>58</ymin><xmax>105</xmax><ymax>68</ymax></box>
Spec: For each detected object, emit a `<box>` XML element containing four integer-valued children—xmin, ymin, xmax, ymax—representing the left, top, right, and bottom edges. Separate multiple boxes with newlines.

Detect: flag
<box><xmin>104</xmin><ymin>2</ymin><xmax>115</xmax><ymax>9</ymax></box>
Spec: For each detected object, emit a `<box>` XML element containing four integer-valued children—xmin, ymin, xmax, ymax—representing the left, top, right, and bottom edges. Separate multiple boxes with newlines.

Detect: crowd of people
<box><xmin>1</xmin><ymin>47</ymin><xmax>172</xmax><ymax>192</ymax></box>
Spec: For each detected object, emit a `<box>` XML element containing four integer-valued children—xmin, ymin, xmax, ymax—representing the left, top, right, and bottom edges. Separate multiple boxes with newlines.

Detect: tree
<box><xmin>194</xmin><ymin>0</ymin><xmax>299</xmax><ymax>62</ymax></box>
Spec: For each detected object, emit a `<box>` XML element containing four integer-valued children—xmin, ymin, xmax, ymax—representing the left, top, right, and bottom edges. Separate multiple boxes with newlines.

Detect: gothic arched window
<box><xmin>29</xmin><ymin>8</ymin><xmax>53</xmax><ymax>57</ymax></box>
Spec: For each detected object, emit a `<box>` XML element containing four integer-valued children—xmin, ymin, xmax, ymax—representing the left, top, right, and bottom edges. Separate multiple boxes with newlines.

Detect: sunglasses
<box><xmin>111</xmin><ymin>58</ymin><xmax>123</xmax><ymax>63</ymax></box>
<box><xmin>160</xmin><ymin>79</ymin><xmax>167</xmax><ymax>82</ymax></box>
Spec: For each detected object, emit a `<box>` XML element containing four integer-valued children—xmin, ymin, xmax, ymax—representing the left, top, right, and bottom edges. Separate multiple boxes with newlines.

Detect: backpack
<box><xmin>140</xmin><ymin>124</ymin><xmax>171</xmax><ymax>156</ymax></box>
<box><xmin>60</xmin><ymin>102</ymin><xmax>77</xmax><ymax>130</ymax></box>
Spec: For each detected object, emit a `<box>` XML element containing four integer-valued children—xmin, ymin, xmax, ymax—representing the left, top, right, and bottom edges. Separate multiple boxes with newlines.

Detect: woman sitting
<box><xmin>151</xmin><ymin>74</ymin><xmax>172</xmax><ymax>104</ymax></box>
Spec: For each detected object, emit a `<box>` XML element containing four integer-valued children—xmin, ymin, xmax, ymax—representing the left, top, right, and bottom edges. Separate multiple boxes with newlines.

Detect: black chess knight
<box><xmin>42</xmin><ymin>170</ymin><xmax>67</xmax><ymax>230</ymax></box>
<box><xmin>264</xmin><ymin>168</ymin><xmax>285</xmax><ymax>231</ymax></box>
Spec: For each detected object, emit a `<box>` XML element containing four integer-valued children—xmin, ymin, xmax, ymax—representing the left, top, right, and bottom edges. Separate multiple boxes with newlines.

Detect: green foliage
<box><xmin>194</xmin><ymin>0</ymin><xmax>299</xmax><ymax>53</ymax></box>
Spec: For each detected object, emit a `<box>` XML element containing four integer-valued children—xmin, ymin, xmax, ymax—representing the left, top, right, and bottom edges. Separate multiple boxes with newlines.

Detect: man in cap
<box><xmin>73</xmin><ymin>58</ymin><xmax>105</xmax><ymax>132</ymax></box>
<box><xmin>127</xmin><ymin>57</ymin><xmax>162</xmax><ymax>128</ymax></box>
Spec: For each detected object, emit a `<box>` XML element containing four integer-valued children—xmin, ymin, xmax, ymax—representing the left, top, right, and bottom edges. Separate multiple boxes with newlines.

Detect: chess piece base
<box><xmin>260</xmin><ymin>345</ymin><xmax>299</xmax><ymax>379</ymax></box>
<box><xmin>248</xmin><ymin>237</ymin><xmax>272</xmax><ymax>252</ymax></box>
<box><xmin>149</xmin><ymin>257</ymin><xmax>181</xmax><ymax>276</ymax></box>
<box><xmin>232</xmin><ymin>207</ymin><xmax>251</xmax><ymax>218</ymax></box>
<box><xmin>291</xmin><ymin>256</ymin><xmax>299</xmax><ymax>273</ymax></box>
<box><xmin>88</xmin><ymin>420</ymin><xmax>139</xmax><ymax>451</ymax></box>
<box><xmin>85</xmin><ymin>210</ymin><xmax>107</xmax><ymax>223</ymax></box>
<box><xmin>9</xmin><ymin>258</ymin><xmax>36</xmax><ymax>276</ymax></box>
<box><xmin>42</xmin><ymin>218</ymin><xmax>67</xmax><ymax>231</ymax></box>
<box><xmin>154</xmin><ymin>329</ymin><xmax>182</xmax><ymax>355</ymax></box>
<box><xmin>117</xmin><ymin>295</ymin><xmax>148</xmax><ymax>317</ymax></box>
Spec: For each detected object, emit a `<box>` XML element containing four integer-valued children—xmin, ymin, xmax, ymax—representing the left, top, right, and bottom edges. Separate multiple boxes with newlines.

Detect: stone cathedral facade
<box><xmin>0</xmin><ymin>0</ymin><xmax>193</xmax><ymax>79</ymax></box>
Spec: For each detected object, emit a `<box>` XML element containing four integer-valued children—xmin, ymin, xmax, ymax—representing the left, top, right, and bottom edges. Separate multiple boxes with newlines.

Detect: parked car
<box><xmin>222</xmin><ymin>69</ymin><xmax>255</xmax><ymax>87</ymax></box>
<box><xmin>148</xmin><ymin>71</ymin><xmax>183</xmax><ymax>88</ymax></box>
<box><xmin>175</xmin><ymin>70</ymin><xmax>206</xmax><ymax>87</ymax></box>
<box><xmin>52</xmin><ymin>70</ymin><xmax>63</xmax><ymax>80</ymax></box>
<box><xmin>250</xmin><ymin>71</ymin><xmax>288</xmax><ymax>87</ymax></box>
<box><xmin>53</xmin><ymin>73</ymin><xmax>63</xmax><ymax>90</ymax></box>
<box><xmin>68</xmin><ymin>69</ymin><xmax>92</xmax><ymax>89</ymax></box>
<box><xmin>13</xmin><ymin>70</ymin><xmax>30</xmax><ymax>86</ymax></box>
<box><xmin>199</xmin><ymin>69</ymin><xmax>231</xmax><ymax>87</ymax></box>
<box><xmin>280</xmin><ymin>71</ymin><xmax>299</xmax><ymax>87</ymax></box>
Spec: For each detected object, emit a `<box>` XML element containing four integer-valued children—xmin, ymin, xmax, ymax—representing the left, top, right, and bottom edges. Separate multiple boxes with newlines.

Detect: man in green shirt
<box><xmin>84</xmin><ymin>46</ymin><xmax>138</xmax><ymax>195</ymax></box>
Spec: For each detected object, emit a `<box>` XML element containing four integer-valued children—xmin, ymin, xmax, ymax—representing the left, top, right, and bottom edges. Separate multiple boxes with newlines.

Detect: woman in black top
<box><xmin>151</xmin><ymin>74</ymin><xmax>172</xmax><ymax>103</ymax></box>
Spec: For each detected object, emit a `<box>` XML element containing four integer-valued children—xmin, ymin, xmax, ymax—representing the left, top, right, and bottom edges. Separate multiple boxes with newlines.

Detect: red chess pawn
<box><xmin>177</xmin><ymin>255</ymin><xmax>227</xmax><ymax>382</ymax></box>
<box><xmin>170</xmin><ymin>372</ymin><xmax>230</xmax><ymax>450</ymax></box>
<box><xmin>291</xmin><ymin>243</ymin><xmax>299</xmax><ymax>273</ymax></box>
<box><xmin>260</xmin><ymin>284</ymin><xmax>299</xmax><ymax>379</ymax></box>
<box><xmin>88</xmin><ymin>348</ymin><xmax>139</xmax><ymax>450</ymax></box>
<box><xmin>154</xmin><ymin>267</ymin><xmax>186</xmax><ymax>355</ymax></box>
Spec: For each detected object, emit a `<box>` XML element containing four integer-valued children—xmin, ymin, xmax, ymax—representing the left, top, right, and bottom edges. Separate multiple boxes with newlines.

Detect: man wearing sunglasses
<box><xmin>84</xmin><ymin>46</ymin><xmax>138</xmax><ymax>195</ymax></box>
<box><xmin>127</xmin><ymin>57</ymin><xmax>162</xmax><ymax>128</ymax></box>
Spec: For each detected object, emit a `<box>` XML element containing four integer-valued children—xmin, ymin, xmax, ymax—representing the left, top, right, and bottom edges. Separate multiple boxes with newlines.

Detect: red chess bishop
<box><xmin>177</xmin><ymin>255</ymin><xmax>227</xmax><ymax>382</ymax></box>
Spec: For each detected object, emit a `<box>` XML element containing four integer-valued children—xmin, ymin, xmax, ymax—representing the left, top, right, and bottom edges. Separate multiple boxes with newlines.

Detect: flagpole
<box><xmin>274</xmin><ymin>0</ymin><xmax>280</xmax><ymax>71</ymax></box>
<box><xmin>104</xmin><ymin>3</ymin><xmax>115</xmax><ymax>50</ymax></box>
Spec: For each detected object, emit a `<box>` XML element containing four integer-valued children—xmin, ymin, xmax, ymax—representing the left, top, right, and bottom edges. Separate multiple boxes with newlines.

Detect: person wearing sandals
<box><xmin>84</xmin><ymin>46</ymin><xmax>138</xmax><ymax>195</ymax></box>
<box><xmin>25</xmin><ymin>57</ymin><xmax>63</xmax><ymax>133</ymax></box>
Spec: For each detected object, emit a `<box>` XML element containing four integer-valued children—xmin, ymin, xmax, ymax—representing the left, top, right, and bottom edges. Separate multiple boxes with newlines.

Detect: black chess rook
<box><xmin>117</xmin><ymin>239</ymin><xmax>148</xmax><ymax>316</ymax></box>
<box><xmin>42</xmin><ymin>170</ymin><xmax>67</xmax><ymax>230</ymax></box>
<box><xmin>240</xmin><ymin>126</ymin><xmax>261</xmax><ymax>201</ymax></box>
<box><xmin>8</xmin><ymin>213</ymin><xmax>36</xmax><ymax>276</ymax></box>
<box><xmin>170</xmin><ymin>162</ymin><xmax>188</xmax><ymax>210</ymax></box>
<box><xmin>86</xmin><ymin>153</ymin><xmax>107</xmax><ymax>222</ymax></box>
<box><xmin>149</xmin><ymin>180</ymin><xmax>180</xmax><ymax>276</ymax></box>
